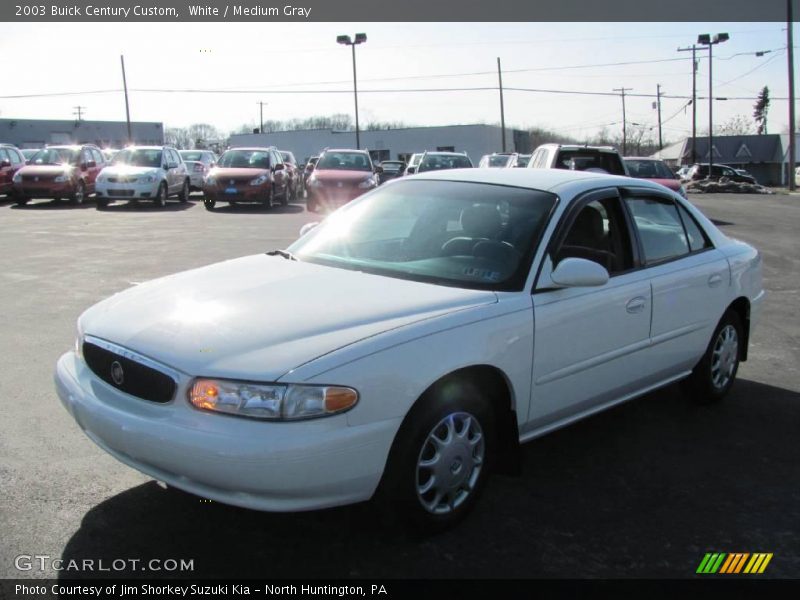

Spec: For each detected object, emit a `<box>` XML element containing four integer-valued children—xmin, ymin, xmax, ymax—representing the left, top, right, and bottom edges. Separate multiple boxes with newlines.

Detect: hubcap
<box><xmin>711</xmin><ymin>324</ymin><xmax>739</xmax><ymax>390</ymax></box>
<box><xmin>416</xmin><ymin>412</ymin><xmax>485</xmax><ymax>515</ymax></box>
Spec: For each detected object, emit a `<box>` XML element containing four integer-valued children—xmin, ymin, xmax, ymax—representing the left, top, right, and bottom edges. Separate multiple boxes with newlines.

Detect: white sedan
<box><xmin>54</xmin><ymin>169</ymin><xmax>764</xmax><ymax>530</ymax></box>
<box><xmin>95</xmin><ymin>146</ymin><xmax>190</xmax><ymax>208</ymax></box>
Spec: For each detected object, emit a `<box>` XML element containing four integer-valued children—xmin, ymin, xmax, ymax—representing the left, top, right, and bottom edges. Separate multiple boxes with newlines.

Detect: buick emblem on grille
<box><xmin>110</xmin><ymin>361</ymin><xmax>125</xmax><ymax>385</ymax></box>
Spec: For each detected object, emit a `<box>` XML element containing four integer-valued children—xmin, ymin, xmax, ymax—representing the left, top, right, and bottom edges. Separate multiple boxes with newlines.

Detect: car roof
<box><xmin>410</xmin><ymin>167</ymin><xmax>669</xmax><ymax>196</ymax></box>
<box><xmin>224</xmin><ymin>147</ymin><xmax>276</xmax><ymax>152</ymax></box>
<box><xmin>322</xmin><ymin>148</ymin><xmax>370</xmax><ymax>154</ymax></box>
<box><xmin>623</xmin><ymin>156</ymin><xmax>663</xmax><ymax>161</ymax></box>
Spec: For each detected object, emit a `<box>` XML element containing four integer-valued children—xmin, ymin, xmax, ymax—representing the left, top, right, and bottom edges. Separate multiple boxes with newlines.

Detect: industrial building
<box><xmin>228</xmin><ymin>124</ymin><xmax>531</xmax><ymax>165</ymax></box>
<box><xmin>0</xmin><ymin>118</ymin><xmax>164</xmax><ymax>149</ymax></box>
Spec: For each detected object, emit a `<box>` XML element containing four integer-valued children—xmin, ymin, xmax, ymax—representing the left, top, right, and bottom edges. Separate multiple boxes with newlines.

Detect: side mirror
<box><xmin>273</xmin><ymin>163</ymin><xmax>285</xmax><ymax>171</ymax></box>
<box><xmin>374</xmin><ymin>165</ymin><xmax>383</xmax><ymax>174</ymax></box>
<box><xmin>0</xmin><ymin>159</ymin><xmax>10</xmax><ymax>168</ymax></box>
<box><xmin>299</xmin><ymin>222</ymin><xmax>320</xmax><ymax>237</ymax></box>
<box><xmin>306</xmin><ymin>163</ymin><xmax>314</xmax><ymax>172</ymax></box>
<box><xmin>406</xmin><ymin>166</ymin><xmax>417</xmax><ymax>175</ymax></box>
<box><xmin>551</xmin><ymin>258</ymin><xmax>609</xmax><ymax>288</ymax></box>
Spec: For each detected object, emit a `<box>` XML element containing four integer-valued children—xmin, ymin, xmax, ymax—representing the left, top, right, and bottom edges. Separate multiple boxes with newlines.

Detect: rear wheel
<box><xmin>203</xmin><ymin>197</ymin><xmax>216</xmax><ymax>211</ymax></box>
<box><xmin>154</xmin><ymin>182</ymin><xmax>167</xmax><ymax>208</ymax></box>
<box><xmin>684</xmin><ymin>310</ymin><xmax>743</xmax><ymax>404</ymax></box>
<box><xmin>377</xmin><ymin>379</ymin><xmax>495</xmax><ymax>532</ymax></box>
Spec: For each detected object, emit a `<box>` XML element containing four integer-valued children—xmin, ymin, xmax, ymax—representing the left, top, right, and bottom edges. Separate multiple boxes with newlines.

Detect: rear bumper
<box><xmin>54</xmin><ymin>352</ymin><xmax>399</xmax><ymax>511</ymax></box>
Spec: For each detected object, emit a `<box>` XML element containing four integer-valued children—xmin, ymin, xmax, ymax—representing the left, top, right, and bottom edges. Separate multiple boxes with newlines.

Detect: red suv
<box><xmin>0</xmin><ymin>144</ymin><xmax>26</xmax><ymax>198</ymax></box>
<box><xmin>305</xmin><ymin>149</ymin><xmax>380</xmax><ymax>212</ymax></box>
<box><xmin>13</xmin><ymin>144</ymin><xmax>106</xmax><ymax>205</ymax></box>
<box><xmin>202</xmin><ymin>147</ymin><xmax>289</xmax><ymax>211</ymax></box>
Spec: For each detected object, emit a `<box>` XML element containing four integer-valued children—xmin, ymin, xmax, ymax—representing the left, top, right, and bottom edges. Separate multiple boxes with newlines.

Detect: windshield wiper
<box><xmin>266</xmin><ymin>249</ymin><xmax>297</xmax><ymax>261</ymax></box>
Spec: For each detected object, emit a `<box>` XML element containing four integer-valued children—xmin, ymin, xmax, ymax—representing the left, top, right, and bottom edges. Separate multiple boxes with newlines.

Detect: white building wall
<box><xmin>0</xmin><ymin>119</ymin><xmax>164</xmax><ymax>148</ymax></box>
<box><xmin>228</xmin><ymin>124</ymin><xmax>519</xmax><ymax>165</ymax></box>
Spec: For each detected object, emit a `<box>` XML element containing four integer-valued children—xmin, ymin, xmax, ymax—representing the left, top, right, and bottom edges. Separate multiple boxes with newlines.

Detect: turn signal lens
<box><xmin>190</xmin><ymin>379</ymin><xmax>220</xmax><ymax>410</ymax></box>
<box><xmin>324</xmin><ymin>387</ymin><xmax>358</xmax><ymax>412</ymax></box>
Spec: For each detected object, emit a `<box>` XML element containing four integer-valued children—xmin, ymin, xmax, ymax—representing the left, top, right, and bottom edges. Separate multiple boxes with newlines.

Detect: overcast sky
<box><xmin>0</xmin><ymin>21</ymin><xmax>791</xmax><ymax>145</ymax></box>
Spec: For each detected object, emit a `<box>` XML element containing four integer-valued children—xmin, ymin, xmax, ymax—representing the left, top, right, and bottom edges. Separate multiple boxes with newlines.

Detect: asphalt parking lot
<box><xmin>0</xmin><ymin>192</ymin><xmax>798</xmax><ymax>579</ymax></box>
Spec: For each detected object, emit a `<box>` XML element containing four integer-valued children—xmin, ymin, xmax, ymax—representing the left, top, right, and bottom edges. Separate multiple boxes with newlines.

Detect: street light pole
<box><xmin>788</xmin><ymin>0</ymin><xmax>796</xmax><ymax>190</ymax></box>
<box><xmin>697</xmin><ymin>33</ymin><xmax>729</xmax><ymax>179</ymax></box>
<box><xmin>337</xmin><ymin>33</ymin><xmax>367</xmax><ymax>150</ymax></box>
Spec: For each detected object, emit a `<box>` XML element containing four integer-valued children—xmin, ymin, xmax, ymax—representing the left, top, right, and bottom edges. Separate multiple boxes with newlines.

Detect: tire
<box><xmin>96</xmin><ymin>198</ymin><xmax>109</xmax><ymax>209</ymax></box>
<box><xmin>377</xmin><ymin>378</ymin><xmax>495</xmax><ymax>533</ymax></box>
<box><xmin>306</xmin><ymin>198</ymin><xmax>317</xmax><ymax>213</ymax></box>
<box><xmin>288</xmin><ymin>182</ymin><xmax>297</xmax><ymax>204</ymax></box>
<box><xmin>683</xmin><ymin>310</ymin><xmax>743</xmax><ymax>404</ymax></box>
<box><xmin>71</xmin><ymin>181</ymin><xmax>86</xmax><ymax>205</ymax></box>
<box><xmin>15</xmin><ymin>196</ymin><xmax>30</xmax><ymax>206</ymax></box>
<box><xmin>179</xmin><ymin>179</ymin><xmax>190</xmax><ymax>203</ymax></box>
<box><xmin>203</xmin><ymin>197</ymin><xmax>216</xmax><ymax>211</ymax></box>
<box><xmin>263</xmin><ymin>187</ymin><xmax>275</xmax><ymax>210</ymax></box>
<box><xmin>154</xmin><ymin>182</ymin><xmax>167</xmax><ymax>208</ymax></box>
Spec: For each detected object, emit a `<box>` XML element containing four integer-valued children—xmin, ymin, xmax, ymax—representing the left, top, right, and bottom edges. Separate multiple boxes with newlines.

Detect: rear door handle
<box><xmin>626</xmin><ymin>296</ymin><xmax>647</xmax><ymax>314</ymax></box>
<box><xmin>708</xmin><ymin>273</ymin><xmax>723</xmax><ymax>287</ymax></box>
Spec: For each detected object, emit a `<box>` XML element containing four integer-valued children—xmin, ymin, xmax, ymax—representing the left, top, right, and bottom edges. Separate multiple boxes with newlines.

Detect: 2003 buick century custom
<box><xmin>55</xmin><ymin>169</ymin><xmax>764</xmax><ymax>530</ymax></box>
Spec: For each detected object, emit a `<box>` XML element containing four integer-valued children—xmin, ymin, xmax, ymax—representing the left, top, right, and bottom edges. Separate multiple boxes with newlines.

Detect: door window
<box><xmin>554</xmin><ymin>196</ymin><xmax>634</xmax><ymax>275</ymax></box>
<box><xmin>676</xmin><ymin>204</ymin><xmax>711</xmax><ymax>252</ymax></box>
<box><xmin>625</xmin><ymin>197</ymin><xmax>691</xmax><ymax>264</ymax></box>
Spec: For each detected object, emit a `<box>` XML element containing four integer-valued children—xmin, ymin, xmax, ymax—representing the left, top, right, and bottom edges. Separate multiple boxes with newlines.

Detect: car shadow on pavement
<box><xmin>10</xmin><ymin>199</ymin><xmax>97</xmax><ymax>210</ymax></box>
<box><xmin>96</xmin><ymin>201</ymin><xmax>195</xmax><ymax>213</ymax></box>
<box><xmin>58</xmin><ymin>378</ymin><xmax>800</xmax><ymax>579</ymax></box>
<box><xmin>209</xmin><ymin>203</ymin><xmax>306</xmax><ymax>215</ymax></box>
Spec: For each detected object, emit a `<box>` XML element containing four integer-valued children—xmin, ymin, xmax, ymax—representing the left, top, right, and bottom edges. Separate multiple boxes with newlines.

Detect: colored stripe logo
<box><xmin>697</xmin><ymin>553</ymin><xmax>773</xmax><ymax>574</ymax></box>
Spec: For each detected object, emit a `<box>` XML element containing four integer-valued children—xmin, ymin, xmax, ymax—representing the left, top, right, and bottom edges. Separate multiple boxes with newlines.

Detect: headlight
<box><xmin>54</xmin><ymin>174</ymin><xmax>70</xmax><ymax>183</ymax></box>
<box><xmin>141</xmin><ymin>175</ymin><xmax>156</xmax><ymax>183</ymax></box>
<box><xmin>249</xmin><ymin>175</ymin><xmax>268</xmax><ymax>186</ymax></box>
<box><xmin>12</xmin><ymin>172</ymin><xmax>22</xmax><ymax>183</ymax></box>
<box><xmin>358</xmin><ymin>177</ymin><xmax>377</xmax><ymax>189</ymax></box>
<box><xmin>74</xmin><ymin>321</ymin><xmax>85</xmax><ymax>360</ymax></box>
<box><xmin>189</xmin><ymin>379</ymin><xmax>358</xmax><ymax>421</ymax></box>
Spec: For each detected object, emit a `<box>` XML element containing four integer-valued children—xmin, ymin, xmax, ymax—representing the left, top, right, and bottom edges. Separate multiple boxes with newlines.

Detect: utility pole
<box><xmin>498</xmin><ymin>57</ymin><xmax>506</xmax><ymax>152</ymax></box>
<box><xmin>613</xmin><ymin>87</ymin><xmax>632</xmax><ymax>155</ymax></box>
<box><xmin>678</xmin><ymin>44</ymin><xmax>708</xmax><ymax>164</ymax></box>
<box><xmin>788</xmin><ymin>0</ymin><xmax>796</xmax><ymax>190</ymax></box>
<box><xmin>258</xmin><ymin>101</ymin><xmax>267</xmax><ymax>134</ymax></box>
<box><xmin>120</xmin><ymin>55</ymin><xmax>132</xmax><ymax>144</ymax></box>
<box><xmin>656</xmin><ymin>84</ymin><xmax>663</xmax><ymax>150</ymax></box>
<box><xmin>73</xmin><ymin>106</ymin><xmax>86</xmax><ymax>121</ymax></box>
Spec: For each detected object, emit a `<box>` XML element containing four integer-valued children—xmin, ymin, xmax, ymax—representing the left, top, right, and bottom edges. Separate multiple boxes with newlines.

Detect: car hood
<box><xmin>18</xmin><ymin>165</ymin><xmax>75</xmax><ymax>177</ymax></box>
<box><xmin>312</xmin><ymin>169</ymin><xmax>374</xmax><ymax>182</ymax></box>
<box><xmin>208</xmin><ymin>167</ymin><xmax>269</xmax><ymax>179</ymax></box>
<box><xmin>101</xmin><ymin>165</ymin><xmax>161</xmax><ymax>177</ymax></box>
<box><xmin>647</xmin><ymin>178</ymin><xmax>682</xmax><ymax>191</ymax></box>
<box><xmin>80</xmin><ymin>255</ymin><xmax>497</xmax><ymax>381</ymax></box>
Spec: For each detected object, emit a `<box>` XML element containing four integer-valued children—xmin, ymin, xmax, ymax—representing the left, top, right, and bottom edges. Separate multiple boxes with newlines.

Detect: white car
<box><xmin>95</xmin><ymin>146</ymin><xmax>190</xmax><ymax>208</ymax></box>
<box><xmin>55</xmin><ymin>169</ymin><xmax>764</xmax><ymax>530</ymax></box>
<box><xmin>179</xmin><ymin>149</ymin><xmax>217</xmax><ymax>191</ymax></box>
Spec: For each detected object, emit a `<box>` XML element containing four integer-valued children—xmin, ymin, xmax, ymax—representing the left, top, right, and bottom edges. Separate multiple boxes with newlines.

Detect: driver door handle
<box><xmin>626</xmin><ymin>296</ymin><xmax>647</xmax><ymax>314</ymax></box>
<box><xmin>708</xmin><ymin>273</ymin><xmax>723</xmax><ymax>287</ymax></box>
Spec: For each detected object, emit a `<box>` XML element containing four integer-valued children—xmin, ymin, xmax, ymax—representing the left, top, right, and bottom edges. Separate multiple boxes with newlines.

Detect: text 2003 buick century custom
<box><xmin>55</xmin><ymin>169</ymin><xmax>763</xmax><ymax>530</ymax></box>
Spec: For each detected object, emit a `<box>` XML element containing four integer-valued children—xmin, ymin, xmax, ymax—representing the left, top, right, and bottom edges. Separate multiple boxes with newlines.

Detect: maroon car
<box><xmin>202</xmin><ymin>147</ymin><xmax>289</xmax><ymax>211</ymax></box>
<box><xmin>624</xmin><ymin>157</ymin><xmax>687</xmax><ymax>198</ymax></box>
<box><xmin>12</xmin><ymin>144</ymin><xmax>106</xmax><ymax>205</ymax></box>
<box><xmin>0</xmin><ymin>144</ymin><xmax>26</xmax><ymax>197</ymax></box>
<box><xmin>305</xmin><ymin>149</ymin><xmax>380</xmax><ymax>212</ymax></box>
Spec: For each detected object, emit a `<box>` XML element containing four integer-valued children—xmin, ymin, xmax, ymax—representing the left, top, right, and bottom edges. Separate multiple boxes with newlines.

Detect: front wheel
<box><xmin>71</xmin><ymin>181</ymin><xmax>85</xmax><ymax>205</ymax></box>
<box><xmin>179</xmin><ymin>179</ymin><xmax>190</xmax><ymax>203</ymax></box>
<box><xmin>15</xmin><ymin>195</ymin><xmax>30</xmax><ymax>206</ymax></box>
<box><xmin>377</xmin><ymin>379</ymin><xmax>495</xmax><ymax>532</ymax></box>
<box><xmin>154</xmin><ymin>182</ymin><xmax>167</xmax><ymax>207</ymax></box>
<box><xmin>203</xmin><ymin>197</ymin><xmax>216</xmax><ymax>211</ymax></box>
<box><xmin>263</xmin><ymin>187</ymin><xmax>275</xmax><ymax>210</ymax></box>
<box><xmin>683</xmin><ymin>310</ymin><xmax>743</xmax><ymax>404</ymax></box>
<box><xmin>96</xmin><ymin>198</ymin><xmax>109</xmax><ymax>209</ymax></box>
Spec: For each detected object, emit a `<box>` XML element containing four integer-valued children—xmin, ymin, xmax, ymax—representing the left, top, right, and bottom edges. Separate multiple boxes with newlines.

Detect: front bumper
<box><xmin>96</xmin><ymin>180</ymin><xmax>159</xmax><ymax>200</ymax></box>
<box><xmin>54</xmin><ymin>351</ymin><xmax>400</xmax><ymax>511</ymax></box>
<box><xmin>306</xmin><ymin>186</ymin><xmax>370</xmax><ymax>210</ymax></box>
<box><xmin>203</xmin><ymin>185</ymin><xmax>268</xmax><ymax>204</ymax></box>
<box><xmin>13</xmin><ymin>181</ymin><xmax>75</xmax><ymax>198</ymax></box>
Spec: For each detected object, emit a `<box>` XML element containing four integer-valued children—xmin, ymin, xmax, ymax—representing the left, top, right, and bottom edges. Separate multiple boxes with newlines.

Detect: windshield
<box><xmin>217</xmin><ymin>149</ymin><xmax>271</xmax><ymax>169</ymax></box>
<box><xmin>381</xmin><ymin>161</ymin><xmax>404</xmax><ymax>171</ymax></box>
<box><xmin>418</xmin><ymin>154</ymin><xmax>473</xmax><ymax>172</ymax></box>
<box><xmin>625</xmin><ymin>159</ymin><xmax>675</xmax><ymax>179</ymax></box>
<box><xmin>29</xmin><ymin>147</ymin><xmax>79</xmax><ymax>166</ymax></box>
<box><xmin>112</xmin><ymin>148</ymin><xmax>162</xmax><ymax>168</ymax></box>
<box><xmin>316</xmin><ymin>151</ymin><xmax>372</xmax><ymax>171</ymax></box>
<box><xmin>280</xmin><ymin>152</ymin><xmax>296</xmax><ymax>165</ymax></box>
<box><xmin>556</xmin><ymin>150</ymin><xmax>625</xmax><ymax>175</ymax></box>
<box><xmin>487</xmin><ymin>155</ymin><xmax>511</xmax><ymax>167</ymax></box>
<box><xmin>515</xmin><ymin>155</ymin><xmax>531</xmax><ymax>168</ymax></box>
<box><xmin>180</xmin><ymin>151</ymin><xmax>206</xmax><ymax>161</ymax></box>
<box><xmin>288</xmin><ymin>179</ymin><xmax>556</xmax><ymax>291</ymax></box>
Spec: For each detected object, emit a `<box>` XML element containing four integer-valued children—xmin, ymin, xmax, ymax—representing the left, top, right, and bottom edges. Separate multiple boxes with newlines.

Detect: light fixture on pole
<box><xmin>697</xmin><ymin>32</ymin><xmax>729</xmax><ymax>179</ymax></box>
<box><xmin>336</xmin><ymin>33</ymin><xmax>367</xmax><ymax>150</ymax></box>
